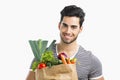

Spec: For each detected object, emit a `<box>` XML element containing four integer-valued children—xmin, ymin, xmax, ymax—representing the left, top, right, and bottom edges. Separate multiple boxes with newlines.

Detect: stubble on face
<box><xmin>60</xmin><ymin>33</ymin><xmax>78</xmax><ymax>44</ymax></box>
<box><xmin>59</xmin><ymin>16</ymin><xmax>82</xmax><ymax>44</ymax></box>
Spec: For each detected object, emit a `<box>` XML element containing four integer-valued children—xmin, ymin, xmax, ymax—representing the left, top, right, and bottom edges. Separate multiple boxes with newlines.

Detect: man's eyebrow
<box><xmin>62</xmin><ymin>23</ymin><xmax>68</xmax><ymax>26</ymax></box>
<box><xmin>62</xmin><ymin>22</ymin><xmax>78</xmax><ymax>27</ymax></box>
<box><xmin>71</xmin><ymin>25</ymin><xmax>78</xmax><ymax>27</ymax></box>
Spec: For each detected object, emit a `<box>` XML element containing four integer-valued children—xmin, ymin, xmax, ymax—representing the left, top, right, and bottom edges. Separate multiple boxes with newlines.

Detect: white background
<box><xmin>0</xmin><ymin>0</ymin><xmax>120</xmax><ymax>80</ymax></box>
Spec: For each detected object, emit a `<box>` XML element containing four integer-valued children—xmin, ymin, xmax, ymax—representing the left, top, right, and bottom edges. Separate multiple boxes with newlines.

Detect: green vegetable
<box><xmin>46</xmin><ymin>40</ymin><xmax>56</xmax><ymax>51</ymax></box>
<box><xmin>32</xmin><ymin>61</ymin><xmax>39</xmax><ymax>71</ymax></box>
<box><xmin>29</xmin><ymin>39</ymin><xmax>57</xmax><ymax>71</ymax></box>
<box><xmin>29</xmin><ymin>40</ymin><xmax>40</xmax><ymax>61</ymax></box>
<box><xmin>41</xmin><ymin>51</ymin><xmax>60</xmax><ymax>67</ymax></box>
<box><xmin>29</xmin><ymin>39</ymin><xmax>48</xmax><ymax>62</ymax></box>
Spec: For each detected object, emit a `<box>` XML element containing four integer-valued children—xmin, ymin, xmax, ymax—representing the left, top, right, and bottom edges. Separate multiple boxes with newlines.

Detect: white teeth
<box><xmin>64</xmin><ymin>35</ymin><xmax>71</xmax><ymax>39</ymax></box>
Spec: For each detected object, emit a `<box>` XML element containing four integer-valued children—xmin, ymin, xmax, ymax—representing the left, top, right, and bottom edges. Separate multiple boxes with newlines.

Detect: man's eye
<box><xmin>71</xmin><ymin>26</ymin><xmax>77</xmax><ymax>29</ymax></box>
<box><xmin>63</xmin><ymin>24</ymin><xmax>67</xmax><ymax>27</ymax></box>
<box><xmin>63</xmin><ymin>23</ymin><xmax>68</xmax><ymax>27</ymax></box>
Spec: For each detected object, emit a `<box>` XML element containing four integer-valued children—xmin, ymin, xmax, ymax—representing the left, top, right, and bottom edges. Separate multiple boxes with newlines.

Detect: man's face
<box><xmin>59</xmin><ymin>16</ymin><xmax>82</xmax><ymax>44</ymax></box>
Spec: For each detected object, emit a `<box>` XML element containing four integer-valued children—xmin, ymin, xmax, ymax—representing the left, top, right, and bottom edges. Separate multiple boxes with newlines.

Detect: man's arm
<box><xmin>90</xmin><ymin>76</ymin><xmax>104</xmax><ymax>80</ymax></box>
<box><xmin>97</xmin><ymin>77</ymin><xmax>104</xmax><ymax>80</ymax></box>
<box><xmin>89</xmin><ymin>53</ymin><xmax>104</xmax><ymax>80</ymax></box>
<box><xmin>26</xmin><ymin>71</ymin><xmax>35</xmax><ymax>80</ymax></box>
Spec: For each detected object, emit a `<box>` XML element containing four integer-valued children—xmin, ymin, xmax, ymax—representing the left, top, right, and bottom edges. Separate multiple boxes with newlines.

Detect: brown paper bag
<box><xmin>35</xmin><ymin>64</ymin><xmax>78</xmax><ymax>80</ymax></box>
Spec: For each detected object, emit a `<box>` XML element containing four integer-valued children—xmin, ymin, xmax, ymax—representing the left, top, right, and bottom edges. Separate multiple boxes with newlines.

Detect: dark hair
<box><xmin>60</xmin><ymin>5</ymin><xmax>85</xmax><ymax>27</ymax></box>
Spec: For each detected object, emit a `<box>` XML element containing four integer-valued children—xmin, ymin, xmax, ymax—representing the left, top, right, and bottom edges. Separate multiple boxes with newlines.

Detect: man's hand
<box><xmin>26</xmin><ymin>71</ymin><xmax>35</xmax><ymax>80</ymax></box>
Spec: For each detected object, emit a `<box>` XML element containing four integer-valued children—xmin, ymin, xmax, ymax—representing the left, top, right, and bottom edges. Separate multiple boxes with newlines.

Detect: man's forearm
<box><xmin>26</xmin><ymin>71</ymin><xmax>35</xmax><ymax>80</ymax></box>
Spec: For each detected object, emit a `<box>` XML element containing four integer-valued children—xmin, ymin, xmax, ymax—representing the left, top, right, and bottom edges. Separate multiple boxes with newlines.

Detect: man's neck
<box><xmin>57</xmin><ymin>41</ymin><xmax>79</xmax><ymax>58</ymax></box>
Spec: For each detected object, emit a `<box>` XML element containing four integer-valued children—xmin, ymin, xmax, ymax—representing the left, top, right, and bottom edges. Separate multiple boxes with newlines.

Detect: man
<box><xmin>26</xmin><ymin>5</ymin><xmax>104</xmax><ymax>80</ymax></box>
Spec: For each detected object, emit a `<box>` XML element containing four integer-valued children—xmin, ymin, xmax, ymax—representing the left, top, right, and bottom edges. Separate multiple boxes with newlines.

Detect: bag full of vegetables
<box><xmin>29</xmin><ymin>39</ymin><xmax>78</xmax><ymax>80</ymax></box>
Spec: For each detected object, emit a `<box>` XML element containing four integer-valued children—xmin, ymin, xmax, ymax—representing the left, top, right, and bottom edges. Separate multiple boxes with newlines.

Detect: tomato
<box><xmin>38</xmin><ymin>63</ymin><xmax>46</xmax><ymax>69</ymax></box>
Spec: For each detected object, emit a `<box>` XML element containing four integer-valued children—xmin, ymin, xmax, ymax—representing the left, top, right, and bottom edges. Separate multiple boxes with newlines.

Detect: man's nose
<box><xmin>66</xmin><ymin>27</ymin><xmax>71</xmax><ymax>33</ymax></box>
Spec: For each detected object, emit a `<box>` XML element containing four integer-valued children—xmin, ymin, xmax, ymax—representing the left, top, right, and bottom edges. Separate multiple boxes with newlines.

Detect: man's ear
<box><xmin>79</xmin><ymin>26</ymin><xmax>83</xmax><ymax>33</ymax></box>
<box><xmin>58</xmin><ymin>23</ymin><xmax>61</xmax><ymax>30</ymax></box>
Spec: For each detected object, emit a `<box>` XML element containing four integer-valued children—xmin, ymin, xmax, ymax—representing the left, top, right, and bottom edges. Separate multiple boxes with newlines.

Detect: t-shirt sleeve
<box><xmin>89</xmin><ymin>54</ymin><xmax>103</xmax><ymax>79</ymax></box>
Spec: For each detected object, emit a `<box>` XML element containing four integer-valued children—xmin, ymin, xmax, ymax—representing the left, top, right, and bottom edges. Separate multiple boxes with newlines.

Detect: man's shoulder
<box><xmin>76</xmin><ymin>46</ymin><xmax>103</xmax><ymax>79</ymax></box>
<box><xmin>76</xmin><ymin>45</ymin><xmax>101</xmax><ymax>62</ymax></box>
<box><xmin>77</xmin><ymin>45</ymin><xmax>92</xmax><ymax>56</ymax></box>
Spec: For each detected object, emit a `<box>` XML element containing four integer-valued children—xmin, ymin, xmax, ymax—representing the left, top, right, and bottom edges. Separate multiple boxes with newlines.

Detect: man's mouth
<box><xmin>64</xmin><ymin>34</ymin><xmax>71</xmax><ymax>39</ymax></box>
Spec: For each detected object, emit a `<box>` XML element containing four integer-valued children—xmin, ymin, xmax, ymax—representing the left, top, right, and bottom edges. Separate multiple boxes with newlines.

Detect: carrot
<box><xmin>66</xmin><ymin>58</ymin><xmax>71</xmax><ymax>64</ymax></box>
<box><xmin>61</xmin><ymin>55</ymin><xmax>67</xmax><ymax>64</ymax></box>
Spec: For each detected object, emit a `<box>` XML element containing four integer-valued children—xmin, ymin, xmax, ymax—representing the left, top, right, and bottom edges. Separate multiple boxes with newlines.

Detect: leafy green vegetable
<box><xmin>32</xmin><ymin>61</ymin><xmax>39</xmax><ymax>71</ymax></box>
<box><xmin>29</xmin><ymin>39</ymin><xmax>48</xmax><ymax>62</ymax></box>
<box><xmin>29</xmin><ymin>40</ymin><xmax>40</xmax><ymax>61</ymax></box>
<box><xmin>41</xmin><ymin>51</ymin><xmax>60</xmax><ymax>67</ymax></box>
<box><xmin>29</xmin><ymin>39</ymin><xmax>57</xmax><ymax>71</ymax></box>
<box><xmin>46</xmin><ymin>40</ymin><xmax>56</xmax><ymax>51</ymax></box>
<box><xmin>38</xmin><ymin>39</ymin><xmax>48</xmax><ymax>57</ymax></box>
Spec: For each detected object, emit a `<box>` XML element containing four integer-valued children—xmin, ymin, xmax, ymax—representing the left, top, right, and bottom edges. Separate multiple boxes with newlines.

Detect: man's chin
<box><xmin>61</xmin><ymin>36</ymin><xmax>77</xmax><ymax>44</ymax></box>
<box><xmin>63</xmin><ymin>40</ymin><xmax>73</xmax><ymax>44</ymax></box>
<box><xmin>62</xmin><ymin>38</ymin><xmax>77</xmax><ymax>44</ymax></box>
<box><xmin>64</xmin><ymin>42</ymin><xmax>70</xmax><ymax>44</ymax></box>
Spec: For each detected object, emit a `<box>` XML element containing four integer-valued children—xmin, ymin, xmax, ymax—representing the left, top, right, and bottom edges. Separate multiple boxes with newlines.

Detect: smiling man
<box><xmin>26</xmin><ymin>5</ymin><xmax>104</xmax><ymax>80</ymax></box>
<box><xmin>59</xmin><ymin>17</ymin><xmax>81</xmax><ymax>44</ymax></box>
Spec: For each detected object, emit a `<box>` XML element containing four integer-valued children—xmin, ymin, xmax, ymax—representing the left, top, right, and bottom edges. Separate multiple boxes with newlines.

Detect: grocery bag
<box><xmin>35</xmin><ymin>64</ymin><xmax>78</xmax><ymax>80</ymax></box>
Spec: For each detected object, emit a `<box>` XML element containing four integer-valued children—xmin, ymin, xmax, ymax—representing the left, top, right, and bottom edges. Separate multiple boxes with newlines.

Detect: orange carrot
<box><xmin>61</xmin><ymin>55</ymin><xmax>67</xmax><ymax>64</ymax></box>
<box><xmin>66</xmin><ymin>58</ymin><xmax>71</xmax><ymax>64</ymax></box>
